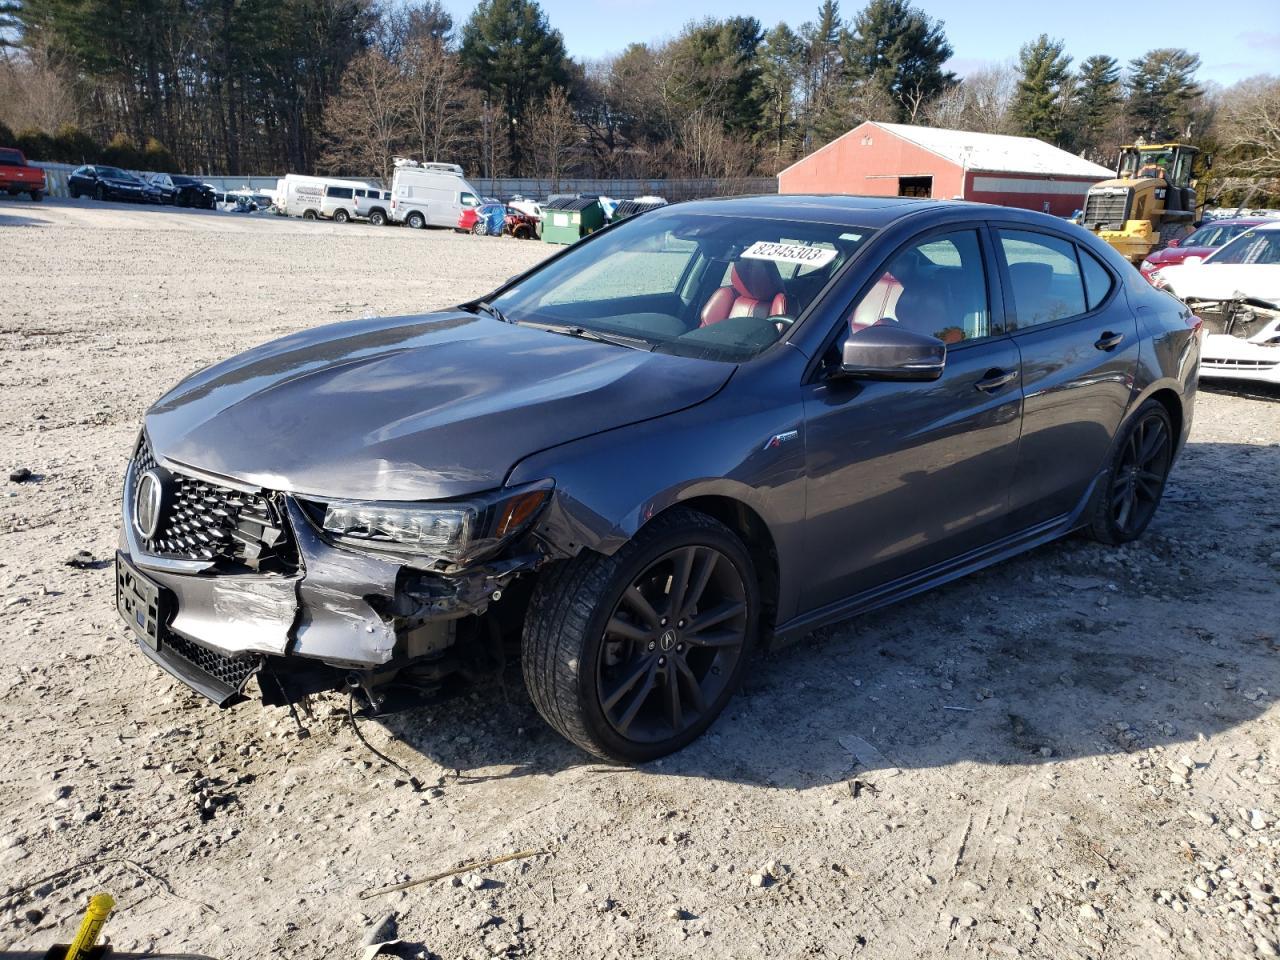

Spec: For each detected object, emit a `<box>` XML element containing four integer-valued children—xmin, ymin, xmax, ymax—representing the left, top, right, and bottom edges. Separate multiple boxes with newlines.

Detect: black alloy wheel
<box><xmin>596</xmin><ymin>545</ymin><xmax>748</xmax><ymax>745</ymax></box>
<box><xmin>523</xmin><ymin>508</ymin><xmax>758</xmax><ymax>762</ymax></box>
<box><xmin>1088</xmin><ymin>398</ymin><xmax>1174</xmax><ymax>544</ymax></box>
<box><xmin>94</xmin><ymin>184</ymin><xmax>106</xmax><ymax>201</ymax></box>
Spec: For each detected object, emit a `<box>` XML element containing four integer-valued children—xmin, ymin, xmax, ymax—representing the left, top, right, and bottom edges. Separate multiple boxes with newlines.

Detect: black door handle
<box><xmin>1095</xmin><ymin>331</ymin><xmax>1125</xmax><ymax>351</ymax></box>
<box><xmin>975</xmin><ymin>368</ymin><xmax>1018</xmax><ymax>392</ymax></box>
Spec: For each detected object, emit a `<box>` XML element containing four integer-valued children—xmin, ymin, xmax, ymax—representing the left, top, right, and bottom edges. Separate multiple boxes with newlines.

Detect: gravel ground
<box><xmin>1</xmin><ymin>198</ymin><xmax>1278</xmax><ymax>960</ymax></box>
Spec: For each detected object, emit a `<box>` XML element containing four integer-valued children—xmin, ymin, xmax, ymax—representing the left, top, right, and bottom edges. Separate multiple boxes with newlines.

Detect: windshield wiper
<box><xmin>518</xmin><ymin>320</ymin><xmax>654</xmax><ymax>350</ymax></box>
<box><xmin>464</xmin><ymin>300</ymin><xmax>514</xmax><ymax>324</ymax></box>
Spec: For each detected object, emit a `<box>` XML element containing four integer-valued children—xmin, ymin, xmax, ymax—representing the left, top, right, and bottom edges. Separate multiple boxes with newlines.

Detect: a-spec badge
<box><xmin>763</xmin><ymin>430</ymin><xmax>799</xmax><ymax>451</ymax></box>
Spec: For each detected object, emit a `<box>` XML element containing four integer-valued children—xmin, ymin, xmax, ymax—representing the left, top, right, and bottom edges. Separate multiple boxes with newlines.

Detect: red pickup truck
<box><xmin>0</xmin><ymin>147</ymin><xmax>46</xmax><ymax>201</ymax></box>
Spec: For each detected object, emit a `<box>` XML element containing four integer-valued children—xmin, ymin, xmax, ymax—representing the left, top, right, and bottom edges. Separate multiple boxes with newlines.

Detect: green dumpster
<box><xmin>541</xmin><ymin>196</ymin><xmax>606</xmax><ymax>245</ymax></box>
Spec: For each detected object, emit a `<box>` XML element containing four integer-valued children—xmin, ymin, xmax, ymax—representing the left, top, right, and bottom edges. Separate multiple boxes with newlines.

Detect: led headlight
<box><xmin>319</xmin><ymin>481</ymin><xmax>552</xmax><ymax>565</ymax></box>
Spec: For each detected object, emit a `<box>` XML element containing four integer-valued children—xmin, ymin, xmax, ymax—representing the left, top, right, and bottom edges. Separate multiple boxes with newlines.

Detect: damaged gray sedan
<box><xmin>118</xmin><ymin>195</ymin><xmax>1198</xmax><ymax>761</ymax></box>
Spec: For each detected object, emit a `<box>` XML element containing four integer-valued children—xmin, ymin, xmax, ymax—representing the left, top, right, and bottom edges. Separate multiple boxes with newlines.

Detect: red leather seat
<box><xmin>701</xmin><ymin>260</ymin><xmax>788</xmax><ymax>326</ymax></box>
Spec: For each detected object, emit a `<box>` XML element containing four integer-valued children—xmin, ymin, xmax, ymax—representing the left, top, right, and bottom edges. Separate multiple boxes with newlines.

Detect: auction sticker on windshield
<box><xmin>741</xmin><ymin>241</ymin><xmax>838</xmax><ymax>267</ymax></box>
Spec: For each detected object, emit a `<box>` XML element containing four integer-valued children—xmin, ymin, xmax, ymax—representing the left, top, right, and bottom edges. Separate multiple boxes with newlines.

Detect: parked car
<box><xmin>69</xmin><ymin>165</ymin><xmax>163</xmax><ymax>203</ymax></box>
<box><xmin>389</xmin><ymin>159</ymin><xmax>480</xmax><ymax>229</ymax></box>
<box><xmin>115</xmin><ymin>196</ymin><xmax>1198</xmax><ymax>762</ymax></box>
<box><xmin>1139</xmin><ymin>218</ymin><xmax>1267</xmax><ymax>281</ymax></box>
<box><xmin>145</xmin><ymin>173</ymin><xmax>217</xmax><ymax>209</ymax></box>
<box><xmin>506</xmin><ymin>195</ymin><xmax>543</xmax><ymax>222</ymax></box>
<box><xmin>353</xmin><ymin>187</ymin><xmax>393</xmax><ymax>226</ymax></box>
<box><xmin>0</xmin><ymin>147</ymin><xmax>46</xmax><ymax>201</ymax></box>
<box><xmin>1153</xmin><ymin>221</ymin><xmax>1280</xmax><ymax>385</ymax></box>
<box><xmin>459</xmin><ymin>202</ymin><xmax>537</xmax><ymax>238</ymax></box>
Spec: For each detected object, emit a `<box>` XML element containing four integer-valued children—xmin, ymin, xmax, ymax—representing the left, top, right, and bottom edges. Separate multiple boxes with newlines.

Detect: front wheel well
<box><xmin>658</xmin><ymin>496</ymin><xmax>780</xmax><ymax>633</ymax></box>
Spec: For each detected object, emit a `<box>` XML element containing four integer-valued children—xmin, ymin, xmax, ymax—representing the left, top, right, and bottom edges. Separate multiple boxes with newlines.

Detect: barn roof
<box><xmin>780</xmin><ymin>121</ymin><xmax>1114</xmax><ymax>180</ymax></box>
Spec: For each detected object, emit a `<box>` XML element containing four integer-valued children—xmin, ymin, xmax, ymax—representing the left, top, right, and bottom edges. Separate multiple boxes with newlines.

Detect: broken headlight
<box><xmin>318</xmin><ymin>481</ymin><xmax>552</xmax><ymax>565</ymax></box>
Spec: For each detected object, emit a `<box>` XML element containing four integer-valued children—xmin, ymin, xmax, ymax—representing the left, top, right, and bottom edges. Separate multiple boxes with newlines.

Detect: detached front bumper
<box><xmin>117</xmin><ymin>449</ymin><xmax>538</xmax><ymax>706</ymax></box>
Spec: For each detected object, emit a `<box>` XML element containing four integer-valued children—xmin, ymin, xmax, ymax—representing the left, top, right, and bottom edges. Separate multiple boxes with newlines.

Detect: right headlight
<box><xmin>316</xmin><ymin>480</ymin><xmax>552</xmax><ymax>566</ymax></box>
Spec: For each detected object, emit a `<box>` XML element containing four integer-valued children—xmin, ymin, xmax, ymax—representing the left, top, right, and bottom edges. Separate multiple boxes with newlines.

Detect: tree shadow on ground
<box><xmin>372</xmin><ymin>439</ymin><xmax>1280</xmax><ymax>788</ymax></box>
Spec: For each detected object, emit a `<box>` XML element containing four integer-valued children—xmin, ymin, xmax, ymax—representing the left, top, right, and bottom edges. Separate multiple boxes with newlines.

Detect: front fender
<box><xmin>507</xmin><ymin>357</ymin><xmax>810</xmax><ymax>622</ymax></box>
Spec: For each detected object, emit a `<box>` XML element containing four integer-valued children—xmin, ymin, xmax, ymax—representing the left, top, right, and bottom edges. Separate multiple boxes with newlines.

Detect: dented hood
<box><xmin>145</xmin><ymin>311</ymin><xmax>733</xmax><ymax>500</ymax></box>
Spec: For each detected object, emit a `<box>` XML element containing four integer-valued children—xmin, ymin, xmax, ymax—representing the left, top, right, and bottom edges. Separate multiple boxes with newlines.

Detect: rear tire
<box><xmin>522</xmin><ymin>508</ymin><xmax>758</xmax><ymax>762</ymax></box>
<box><xmin>333</xmin><ymin>208</ymin><xmax>350</xmax><ymax>224</ymax></box>
<box><xmin>369</xmin><ymin>210</ymin><xmax>386</xmax><ymax>226</ymax></box>
<box><xmin>1085</xmin><ymin>398</ymin><xmax>1174</xmax><ymax>545</ymax></box>
<box><xmin>406</xmin><ymin>211</ymin><xmax>425</xmax><ymax>229</ymax></box>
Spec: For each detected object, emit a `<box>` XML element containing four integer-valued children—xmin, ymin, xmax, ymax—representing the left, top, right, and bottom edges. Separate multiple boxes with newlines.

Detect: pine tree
<box><xmin>459</xmin><ymin>0</ymin><xmax>571</xmax><ymax>173</ymax></box>
<box><xmin>1127</xmin><ymin>48</ymin><xmax>1203</xmax><ymax>141</ymax></box>
<box><xmin>843</xmin><ymin>0</ymin><xmax>956</xmax><ymax>123</ymax></box>
<box><xmin>1070</xmin><ymin>54</ymin><xmax>1122</xmax><ymax>157</ymax></box>
<box><xmin>759</xmin><ymin>23</ymin><xmax>805</xmax><ymax>163</ymax></box>
<box><xmin>1011</xmin><ymin>34</ymin><xmax>1072</xmax><ymax>144</ymax></box>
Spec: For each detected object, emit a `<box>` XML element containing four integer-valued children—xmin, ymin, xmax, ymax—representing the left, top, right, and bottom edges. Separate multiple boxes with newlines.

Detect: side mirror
<box><xmin>834</xmin><ymin>324</ymin><xmax>946</xmax><ymax>381</ymax></box>
<box><xmin>1166</xmin><ymin>238</ymin><xmax>1181</xmax><ymax>248</ymax></box>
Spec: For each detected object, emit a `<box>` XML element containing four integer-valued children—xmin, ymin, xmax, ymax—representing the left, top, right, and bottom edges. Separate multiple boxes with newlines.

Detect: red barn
<box><xmin>778</xmin><ymin>121</ymin><xmax>1113</xmax><ymax>217</ymax></box>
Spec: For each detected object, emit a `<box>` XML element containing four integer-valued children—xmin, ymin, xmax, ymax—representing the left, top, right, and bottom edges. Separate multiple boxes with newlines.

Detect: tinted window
<box><xmin>326</xmin><ymin>186</ymin><xmax>353</xmax><ymax>199</ymax></box>
<box><xmin>849</xmin><ymin>230</ymin><xmax>993</xmax><ymax>344</ymax></box>
<box><xmin>1078</xmin><ymin>247</ymin><xmax>1113</xmax><ymax>311</ymax></box>
<box><xmin>1207</xmin><ymin>229</ymin><xmax>1280</xmax><ymax>265</ymax></box>
<box><xmin>0</xmin><ymin>149</ymin><xmax>23</xmax><ymax>165</ymax></box>
<box><xmin>997</xmin><ymin>230</ymin><xmax>1087</xmax><ymax>328</ymax></box>
<box><xmin>491</xmin><ymin>212</ymin><xmax>873</xmax><ymax>362</ymax></box>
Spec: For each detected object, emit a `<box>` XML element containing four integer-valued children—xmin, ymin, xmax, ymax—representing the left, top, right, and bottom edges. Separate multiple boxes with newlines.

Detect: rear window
<box><xmin>0</xmin><ymin>149</ymin><xmax>24</xmax><ymax>165</ymax></box>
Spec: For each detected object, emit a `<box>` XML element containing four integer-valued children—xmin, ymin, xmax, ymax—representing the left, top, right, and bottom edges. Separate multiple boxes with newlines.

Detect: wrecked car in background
<box><xmin>117</xmin><ymin>196</ymin><xmax>1199</xmax><ymax>762</ymax></box>
<box><xmin>1154</xmin><ymin>220</ymin><xmax>1280</xmax><ymax>385</ymax></box>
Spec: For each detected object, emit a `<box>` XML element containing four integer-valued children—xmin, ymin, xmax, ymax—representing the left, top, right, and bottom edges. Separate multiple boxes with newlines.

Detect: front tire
<box><xmin>522</xmin><ymin>508</ymin><xmax>758</xmax><ymax>762</ymax></box>
<box><xmin>1085</xmin><ymin>398</ymin><xmax>1174</xmax><ymax>545</ymax></box>
<box><xmin>302</xmin><ymin>209</ymin><xmax>318</xmax><ymax>221</ymax></box>
<box><xmin>29</xmin><ymin>189</ymin><xmax>42</xmax><ymax>202</ymax></box>
<box><xmin>94</xmin><ymin>184</ymin><xmax>106</xmax><ymax>202</ymax></box>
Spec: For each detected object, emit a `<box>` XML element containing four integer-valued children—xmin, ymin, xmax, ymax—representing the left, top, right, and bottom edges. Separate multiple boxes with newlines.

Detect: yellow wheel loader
<box><xmin>1082</xmin><ymin>143</ymin><xmax>1203</xmax><ymax>264</ymax></box>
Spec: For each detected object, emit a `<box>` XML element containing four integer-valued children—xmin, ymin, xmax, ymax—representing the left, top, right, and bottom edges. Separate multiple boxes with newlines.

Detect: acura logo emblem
<box><xmin>133</xmin><ymin>468</ymin><xmax>167</xmax><ymax>540</ymax></box>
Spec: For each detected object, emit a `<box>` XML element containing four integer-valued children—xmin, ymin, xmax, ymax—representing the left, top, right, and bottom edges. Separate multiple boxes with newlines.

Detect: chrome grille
<box><xmin>131</xmin><ymin>436</ymin><xmax>298</xmax><ymax>572</ymax></box>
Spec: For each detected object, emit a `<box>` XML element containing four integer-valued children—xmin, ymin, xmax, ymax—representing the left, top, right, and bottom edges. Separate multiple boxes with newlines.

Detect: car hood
<box><xmin>1160</xmin><ymin>263</ymin><xmax>1280</xmax><ymax>303</ymax></box>
<box><xmin>144</xmin><ymin>311</ymin><xmax>734</xmax><ymax>501</ymax></box>
<box><xmin>1147</xmin><ymin>246</ymin><xmax>1212</xmax><ymax>267</ymax></box>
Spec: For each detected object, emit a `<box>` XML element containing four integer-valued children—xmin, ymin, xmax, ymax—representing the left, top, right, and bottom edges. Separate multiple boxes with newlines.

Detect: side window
<box><xmin>1078</xmin><ymin>247</ymin><xmax>1114</xmax><ymax>310</ymax></box>
<box><xmin>326</xmin><ymin>186</ymin><xmax>353</xmax><ymax>200</ymax></box>
<box><xmin>460</xmin><ymin>192</ymin><xmax>479</xmax><ymax>208</ymax></box>
<box><xmin>997</xmin><ymin>229</ymin><xmax>1087</xmax><ymax>327</ymax></box>
<box><xmin>848</xmin><ymin>229</ymin><xmax>993</xmax><ymax>345</ymax></box>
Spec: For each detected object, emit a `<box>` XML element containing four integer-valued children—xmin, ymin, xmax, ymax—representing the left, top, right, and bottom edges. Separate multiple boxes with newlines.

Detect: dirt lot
<box><xmin>1</xmin><ymin>198</ymin><xmax>1278</xmax><ymax>960</ymax></box>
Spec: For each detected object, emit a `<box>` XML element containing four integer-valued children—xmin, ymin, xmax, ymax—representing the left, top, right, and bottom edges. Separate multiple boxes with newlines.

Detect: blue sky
<box><xmin>440</xmin><ymin>0</ymin><xmax>1279</xmax><ymax>88</ymax></box>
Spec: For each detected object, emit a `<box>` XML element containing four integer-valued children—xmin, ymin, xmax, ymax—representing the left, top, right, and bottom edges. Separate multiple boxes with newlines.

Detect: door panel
<box><xmin>993</xmin><ymin>228</ymin><xmax>1140</xmax><ymax>525</ymax></box>
<box><xmin>800</xmin><ymin>338</ymin><xmax>1023</xmax><ymax>610</ymax></box>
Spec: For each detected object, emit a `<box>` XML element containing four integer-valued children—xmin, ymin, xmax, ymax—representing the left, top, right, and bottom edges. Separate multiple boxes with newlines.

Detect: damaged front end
<box><xmin>116</xmin><ymin>433</ymin><xmax>555</xmax><ymax>713</ymax></box>
<box><xmin>1185</xmin><ymin>296</ymin><xmax>1280</xmax><ymax>381</ymax></box>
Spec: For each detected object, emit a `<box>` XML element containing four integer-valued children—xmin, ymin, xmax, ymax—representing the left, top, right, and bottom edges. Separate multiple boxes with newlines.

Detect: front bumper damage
<box><xmin>1188</xmin><ymin>296</ymin><xmax>1280</xmax><ymax>385</ymax></box>
<box><xmin>117</xmin><ymin>449</ymin><xmax>545</xmax><ymax>710</ymax></box>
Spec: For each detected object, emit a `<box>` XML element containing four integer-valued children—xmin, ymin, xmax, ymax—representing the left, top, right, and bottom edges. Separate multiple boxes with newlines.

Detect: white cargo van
<box><xmin>277</xmin><ymin>175</ymin><xmax>378</xmax><ymax>222</ymax></box>
<box><xmin>388</xmin><ymin>160</ymin><xmax>481</xmax><ymax>229</ymax></box>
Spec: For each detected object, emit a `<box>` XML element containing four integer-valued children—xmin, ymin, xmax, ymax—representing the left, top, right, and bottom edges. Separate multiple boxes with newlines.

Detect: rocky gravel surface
<box><xmin>1</xmin><ymin>198</ymin><xmax>1278</xmax><ymax>960</ymax></box>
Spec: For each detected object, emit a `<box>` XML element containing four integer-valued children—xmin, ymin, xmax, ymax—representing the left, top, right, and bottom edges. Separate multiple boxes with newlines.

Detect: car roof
<box><xmin>664</xmin><ymin>193</ymin><xmax>1065</xmax><ymax>230</ymax></box>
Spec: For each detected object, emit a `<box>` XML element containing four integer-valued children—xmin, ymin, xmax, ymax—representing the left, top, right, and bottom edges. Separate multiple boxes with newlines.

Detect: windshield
<box><xmin>1206</xmin><ymin>229</ymin><xmax>1280</xmax><ymax>266</ymax></box>
<box><xmin>98</xmin><ymin>166</ymin><xmax>129</xmax><ymax>179</ymax></box>
<box><xmin>1184</xmin><ymin>223</ymin><xmax>1254</xmax><ymax>248</ymax></box>
<box><xmin>489</xmin><ymin>210</ymin><xmax>873</xmax><ymax>361</ymax></box>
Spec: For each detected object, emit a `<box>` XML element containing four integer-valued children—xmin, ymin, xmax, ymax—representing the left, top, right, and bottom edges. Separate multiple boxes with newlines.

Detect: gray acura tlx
<box><xmin>116</xmin><ymin>194</ymin><xmax>1200</xmax><ymax>762</ymax></box>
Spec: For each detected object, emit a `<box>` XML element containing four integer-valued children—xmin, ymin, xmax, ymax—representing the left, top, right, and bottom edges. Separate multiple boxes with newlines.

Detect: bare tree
<box><xmin>922</xmin><ymin>64</ymin><xmax>1017</xmax><ymax>133</ymax></box>
<box><xmin>528</xmin><ymin>85</ymin><xmax>578</xmax><ymax>188</ymax></box>
<box><xmin>320</xmin><ymin>49</ymin><xmax>410</xmax><ymax>184</ymax></box>
<box><xmin>675</xmin><ymin>109</ymin><xmax>755</xmax><ymax>181</ymax></box>
<box><xmin>401</xmin><ymin>36</ymin><xmax>472</xmax><ymax>163</ymax></box>
<box><xmin>1214</xmin><ymin>75</ymin><xmax>1280</xmax><ymax>180</ymax></box>
<box><xmin>0</xmin><ymin>42</ymin><xmax>79</xmax><ymax>132</ymax></box>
